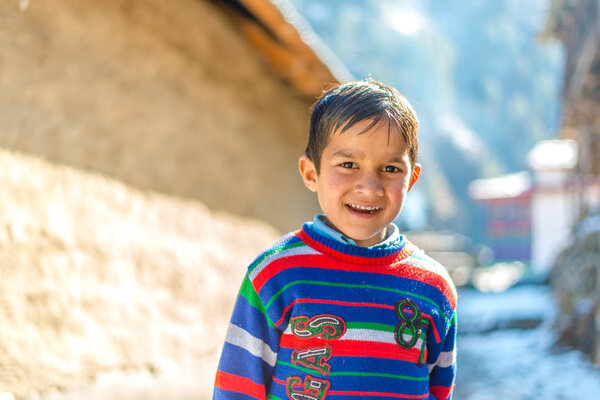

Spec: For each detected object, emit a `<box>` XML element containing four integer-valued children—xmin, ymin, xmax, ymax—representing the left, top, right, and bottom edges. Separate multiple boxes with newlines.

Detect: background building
<box><xmin>469</xmin><ymin>139</ymin><xmax>588</xmax><ymax>278</ymax></box>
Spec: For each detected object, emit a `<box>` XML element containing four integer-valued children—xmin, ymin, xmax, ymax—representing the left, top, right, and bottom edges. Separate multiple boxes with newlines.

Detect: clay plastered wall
<box><xmin>0</xmin><ymin>0</ymin><xmax>320</xmax><ymax>232</ymax></box>
<box><xmin>0</xmin><ymin>149</ymin><xmax>280</xmax><ymax>398</ymax></box>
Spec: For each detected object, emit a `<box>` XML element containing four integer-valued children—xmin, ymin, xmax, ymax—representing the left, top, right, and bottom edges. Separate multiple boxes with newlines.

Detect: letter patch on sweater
<box><xmin>286</xmin><ymin>375</ymin><xmax>330</xmax><ymax>400</ymax></box>
<box><xmin>292</xmin><ymin>344</ymin><xmax>332</xmax><ymax>374</ymax></box>
<box><xmin>291</xmin><ymin>314</ymin><xmax>346</xmax><ymax>339</ymax></box>
<box><xmin>395</xmin><ymin>298</ymin><xmax>429</xmax><ymax>365</ymax></box>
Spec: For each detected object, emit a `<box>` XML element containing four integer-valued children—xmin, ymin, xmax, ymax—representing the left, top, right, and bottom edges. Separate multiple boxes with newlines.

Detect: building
<box><xmin>469</xmin><ymin>139</ymin><xmax>599</xmax><ymax>277</ymax></box>
<box><xmin>469</xmin><ymin>171</ymin><xmax>533</xmax><ymax>263</ymax></box>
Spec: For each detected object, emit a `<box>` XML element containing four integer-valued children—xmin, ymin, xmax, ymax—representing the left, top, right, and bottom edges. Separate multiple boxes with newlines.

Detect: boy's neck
<box><xmin>313</xmin><ymin>214</ymin><xmax>395</xmax><ymax>248</ymax></box>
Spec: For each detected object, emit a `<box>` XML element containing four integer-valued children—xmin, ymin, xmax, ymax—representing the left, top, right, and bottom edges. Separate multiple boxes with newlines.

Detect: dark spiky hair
<box><xmin>305</xmin><ymin>79</ymin><xmax>419</xmax><ymax>173</ymax></box>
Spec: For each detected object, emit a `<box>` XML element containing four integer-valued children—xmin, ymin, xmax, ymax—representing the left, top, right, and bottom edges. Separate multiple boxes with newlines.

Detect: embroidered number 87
<box><xmin>394</xmin><ymin>298</ymin><xmax>427</xmax><ymax>349</ymax></box>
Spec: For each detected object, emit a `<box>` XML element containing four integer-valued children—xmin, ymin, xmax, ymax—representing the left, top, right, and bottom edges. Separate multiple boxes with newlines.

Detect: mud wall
<box><xmin>0</xmin><ymin>0</ymin><xmax>320</xmax><ymax>232</ymax></box>
<box><xmin>0</xmin><ymin>149</ymin><xmax>280</xmax><ymax>397</ymax></box>
<box><xmin>0</xmin><ymin>0</ymin><xmax>327</xmax><ymax>396</ymax></box>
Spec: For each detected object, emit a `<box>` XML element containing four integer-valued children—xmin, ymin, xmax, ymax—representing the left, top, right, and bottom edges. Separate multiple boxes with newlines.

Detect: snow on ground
<box><xmin>455</xmin><ymin>285</ymin><xmax>600</xmax><ymax>399</ymax></box>
<box><xmin>457</xmin><ymin>285</ymin><xmax>556</xmax><ymax>333</ymax></box>
<box><xmin>456</xmin><ymin>328</ymin><xmax>600</xmax><ymax>399</ymax></box>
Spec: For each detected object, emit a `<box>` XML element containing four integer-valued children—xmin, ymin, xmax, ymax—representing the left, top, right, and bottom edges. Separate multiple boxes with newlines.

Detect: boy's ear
<box><xmin>408</xmin><ymin>163</ymin><xmax>421</xmax><ymax>191</ymax></box>
<box><xmin>299</xmin><ymin>155</ymin><xmax>318</xmax><ymax>192</ymax></box>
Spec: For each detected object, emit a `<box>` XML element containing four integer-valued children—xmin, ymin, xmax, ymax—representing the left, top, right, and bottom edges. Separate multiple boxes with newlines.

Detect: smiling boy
<box><xmin>214</xmin><ymin>79</ymin><xmax>457</xmax><ymax>400</ymax></box>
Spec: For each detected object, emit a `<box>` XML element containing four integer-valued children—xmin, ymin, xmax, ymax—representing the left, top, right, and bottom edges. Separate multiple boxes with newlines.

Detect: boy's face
<box><xmin>299</xmin><ymin>119</ymin><xmax>420</xmax><ymax>247</ymax></box>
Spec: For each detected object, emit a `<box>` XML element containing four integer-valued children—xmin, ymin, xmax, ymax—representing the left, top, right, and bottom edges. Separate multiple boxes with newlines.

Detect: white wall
<box><xmin>530</xmin><ymin>188</ymin><xmax>576</xmax><ymax>276</ymax></box>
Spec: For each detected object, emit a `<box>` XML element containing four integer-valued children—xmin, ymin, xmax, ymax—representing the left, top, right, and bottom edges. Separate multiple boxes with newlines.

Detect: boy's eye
<box><xmin>383</xmin><ymin>165</ymin><xmax>401</xmax><ymax>173</ymax></box>
<box><xmin>340</xmin><ymin>162</ymin><xmax>357</xmax><ymax>169</ymax></box>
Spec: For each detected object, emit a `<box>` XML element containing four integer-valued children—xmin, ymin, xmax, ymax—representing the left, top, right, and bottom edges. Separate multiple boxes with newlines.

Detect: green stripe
<box><xmin>277</xmin><ymin>361</ymin><xmax>427</xmax><ymax>381</ymax></box>
<box><xmin>248</xmin><ymin>241</ymin><xmax>307</xmax><ymax>274</ymax></box>
<box><xmin>265</xmin><ymin>280</ymin><xmax>451</xmax><ymax>325</ymax></box>
<box><xmin>418</xmin><ymin>330</ymin><xmax>427</xmax><ymax>365</ymax></box>
<box><xmin>239</xmin><ymin>277</ymin><xmax>277</xmax><ymax>329</ymax></box>
<box><xmin>268</xmin><ymin>396</ymin><xmax>284</xmax><ymax>400</ymax></box>
<box><xmin>346</xmin><ymin>322</ymin><xmax>396</xmax><ymax>332</ymax></box>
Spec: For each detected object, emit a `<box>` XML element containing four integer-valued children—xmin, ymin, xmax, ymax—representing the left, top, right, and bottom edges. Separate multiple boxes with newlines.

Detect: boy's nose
<box><xmin>355</xmin><ymin>172</ymin><xmax>384</xmax><ymax>196</ymax></box>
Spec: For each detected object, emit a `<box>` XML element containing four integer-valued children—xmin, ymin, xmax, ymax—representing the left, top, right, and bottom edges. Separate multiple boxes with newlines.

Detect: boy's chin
<box><xmin>350</xmin><ymin>231</ymin><xmax>388</xmax><ymax>247</ymax></box>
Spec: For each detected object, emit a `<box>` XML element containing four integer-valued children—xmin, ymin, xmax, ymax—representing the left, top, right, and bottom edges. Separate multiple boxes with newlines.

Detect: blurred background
<box><xmin>1</xmin><ymin>0</ymin><xmax>599</xmax><ymax>399</ymax></box>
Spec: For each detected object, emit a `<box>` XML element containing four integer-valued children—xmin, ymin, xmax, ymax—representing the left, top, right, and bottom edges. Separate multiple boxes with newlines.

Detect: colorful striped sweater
<box><xmin>214</xmin><ymin>222</ymin><xmax>457</xmax><ymax>400</ymax></box>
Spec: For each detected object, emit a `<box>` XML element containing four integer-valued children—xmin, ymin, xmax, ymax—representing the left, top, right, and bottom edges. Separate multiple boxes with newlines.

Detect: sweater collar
<box><xmin>298</xmin><ymin>221</ymin><xmax>413</xmax><ymax>265</ymax></box>
<box><xmin>311</xmin><ymin>214</ymin><xmax>401</xmax><ymax>248</ymax></box>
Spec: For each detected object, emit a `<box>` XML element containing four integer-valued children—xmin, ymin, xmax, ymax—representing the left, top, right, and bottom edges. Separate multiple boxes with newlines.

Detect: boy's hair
<box><xmin>305</xmin><ymin>78</ymin><xmax>419</xmax><ymax>173</ymax></box>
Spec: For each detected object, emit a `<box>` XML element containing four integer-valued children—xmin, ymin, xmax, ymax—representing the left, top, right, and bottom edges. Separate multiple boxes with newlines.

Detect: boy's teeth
<box><xmin>349</xmin><ymin>204</ymin><xmax>380</xmax><ymax>211</ymax></box>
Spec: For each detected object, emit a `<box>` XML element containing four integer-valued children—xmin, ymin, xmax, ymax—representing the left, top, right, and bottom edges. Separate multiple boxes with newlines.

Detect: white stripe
<box><xmin>403</xmin><ymin>249</ymin><xmax>448</xmax><ymax>276</ymax></box>
<box><xmin>248</xmin><ymin>245</ymin><xmax>320</xmax><ymax>281</ymax></box>
<box><xmin>225</xmin><ymin>323</ymin><xmax>278</xmax><ymax>367</ymax></box>
<box><xmin>341</xmin><ymin>328</ymin><xmax>396</xmax><ymax>344</ymax></box>
<box><xmin>282</xmin><ymin>327</ymin><xmax>424</xmax><ymax>348</ymax></box>
<box><xmin>427</xmin><ymin>350</ymin><xmax>456</xmax><ymax>371</ymax></box>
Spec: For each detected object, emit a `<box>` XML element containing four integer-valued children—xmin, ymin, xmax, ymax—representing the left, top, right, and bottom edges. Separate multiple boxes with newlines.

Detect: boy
<box><xmin>213</xmin><ymin>79</ymin><xmax>457</xmax><ymax>400</ymax></box>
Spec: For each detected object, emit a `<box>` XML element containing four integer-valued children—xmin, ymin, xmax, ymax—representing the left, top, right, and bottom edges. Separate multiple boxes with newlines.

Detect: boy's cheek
<box><xmin>324</xmin><ymin>175</ymin><xmax>352</xmax><ymax>193</ymax></box>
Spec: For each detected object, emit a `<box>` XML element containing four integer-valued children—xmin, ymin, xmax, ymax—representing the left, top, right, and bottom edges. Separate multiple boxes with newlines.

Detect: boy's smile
<box><xmin>299</xmin><ymin>119</ymin><xmax>420</xmax><ymax>247</ymax></box>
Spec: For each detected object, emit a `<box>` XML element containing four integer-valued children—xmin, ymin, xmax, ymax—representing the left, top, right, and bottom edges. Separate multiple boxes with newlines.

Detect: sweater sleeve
<box><xmin>428</xmin><ymin>312</ymin><xmax>457</xmax><ymax>400</ymax></box>
<box><xmin>213</xmin><ymin>274</ymin><xmax>281</xmax><ymax>400</ymax></box>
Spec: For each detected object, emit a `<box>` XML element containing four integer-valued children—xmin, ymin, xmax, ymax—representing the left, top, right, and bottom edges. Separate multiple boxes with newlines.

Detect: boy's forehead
<box><xmin>330</xmin><ymin>118</ymin><xmax>407</xmax><ymax>144</ymax></box>
<box><xmin>325</xmin><ymin>120</ymin><xmax>409</xmax><ymax>156</ymax></box>
<box><xmin>329</xmin><ymin>146</ymin><xmax>410</xmax><ymax>163</ymax></box>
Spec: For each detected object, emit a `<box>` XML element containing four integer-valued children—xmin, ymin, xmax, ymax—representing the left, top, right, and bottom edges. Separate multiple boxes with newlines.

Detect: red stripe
<box><xmin>430</xmin><ymin>385</ymin><xmax>454</xmax><ymax>400</ymax></box>
<box><xmin>253</xmin><ymin>254</ymin><xmax>317</xmax><ymax>292</ymax></box>
<box><xmin>328</xmin><ymin>390</ymin><xmax>429</xmax><ymax>399</ymax></box>
<box><xmin>417</xmin><ymin>313</ymin><xmax>439</xmax><ymax>343</ymax></box>
<box><xmin>273</xmin><ymin>298</ymin><xmax>440</xmax><ymax>343</ymax></box>
<box><xmin>271</xmin><ymin>375</ymin><xmax>287</xmax><ymax>386</ymax></box>
<box><xmin>280</xmin><ymin>334</ymin><xmax>426</xmax><ymax>363</ymax></box>
<box><xmin>214</xmin><ymin>370</ymin><xmax>266</xmax><ymax>400</ymax></box>
<box><xmin>253</xmin><ymin>244</ymin><xmax>456</xmax><ymax>309</ymax></box>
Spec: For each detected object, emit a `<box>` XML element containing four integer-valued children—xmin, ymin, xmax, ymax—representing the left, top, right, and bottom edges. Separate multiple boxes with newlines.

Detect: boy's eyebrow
<box><xmin>388</xmin><ymin>154</ymin><xmax>408</xmax><ymax>163</ymax></box>
<box><xmin>331</xmin><ymin>149</ymin><xmax>408</xmax><ymax>163</ymax></box>
<box><xmin>331</xmin><ymin>149</ymin><xmax>356</xmax><ymax>158</ymax></box>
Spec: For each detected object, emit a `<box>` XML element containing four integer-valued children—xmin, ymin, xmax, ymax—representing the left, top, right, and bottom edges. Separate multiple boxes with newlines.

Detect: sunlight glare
<box><xmin>385</xmin><ymin>7</ymin><xmax>425</xmax><ymax>36</ymax></box>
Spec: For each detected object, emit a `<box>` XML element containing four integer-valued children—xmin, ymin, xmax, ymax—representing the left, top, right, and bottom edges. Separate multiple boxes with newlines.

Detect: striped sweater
<box><xmin>214</xmin><ymin>222</ymin><xmax>457</xmax><ymax>400</ymax></box>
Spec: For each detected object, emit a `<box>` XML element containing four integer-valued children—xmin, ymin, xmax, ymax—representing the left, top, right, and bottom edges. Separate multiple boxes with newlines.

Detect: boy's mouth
<box><xmin>346</xmin><ymin>203</ymin><xmax>382</xmax><ymax>214</ymax></box>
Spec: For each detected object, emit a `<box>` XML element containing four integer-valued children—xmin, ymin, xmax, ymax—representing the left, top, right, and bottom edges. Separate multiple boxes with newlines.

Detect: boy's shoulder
<box><xmin>404</xmin><ymin>245</ymin><xmax>451</xmax><ymax>277</ymax></box>
<box><xmin>246</xmin><ymin>228</ymin><xmax>317</xmax><ymax>278</ymax></box>
<box><xmin>403</xmin><ymin>243</ymin><xmax>458</xmax><ymax>303</ymax></box>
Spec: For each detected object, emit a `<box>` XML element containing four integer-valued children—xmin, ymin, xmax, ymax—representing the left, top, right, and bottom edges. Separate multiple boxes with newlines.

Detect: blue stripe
<box><xmin>230</xmin><ymin>294</ymin><xmax>281</xmax><ymax>352</ymax></box>
<box><xmin>217</xmin><ymin>342</ymin><xmax>274</xmax><ymax>385</ymax></box>
<box><xmin>214</xmin><ymin>387</ymin><xmax>263</xmax><ymax>400</ymax></box>
<box><xmin>269</xmin><ymin>368</ymin><xmax>429</xmax><ymax>398</ymax></box>
<box><xmin>429</xmin><ymin>363</ymin><xmax>456</xmax><ymax>385</ymax></box>
<box><xmin>257</xmin><ymin>265</ymin><xmax>454</xmax><ymax>321</ymax></box>
<box><xmin>260</xmin><ymin>278</ymin><xmax>452</xmax><ymax>333</ymax></box>
<box><xmin>441</xmin><ymin>325</ymin><xmax>457</xmax><ymax>351</ymax></box>
<box><xmin>276</xmin><ymin>348</ymin><xmax>429</xmax><ymax>380</ymax></box>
